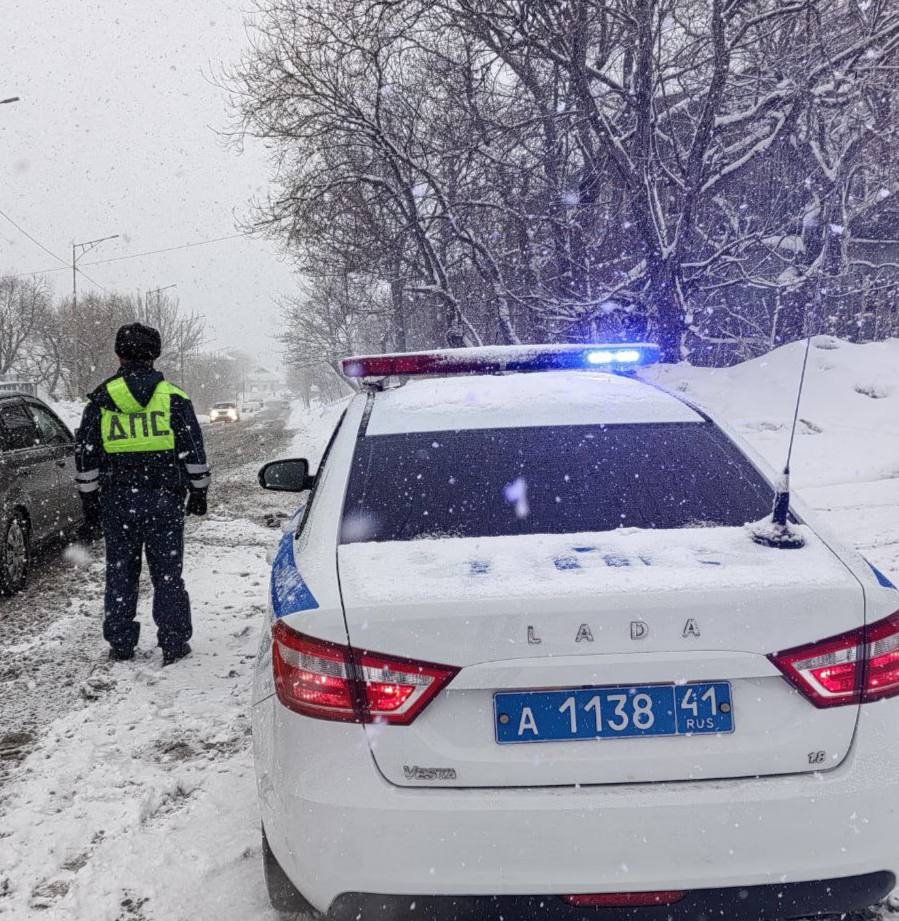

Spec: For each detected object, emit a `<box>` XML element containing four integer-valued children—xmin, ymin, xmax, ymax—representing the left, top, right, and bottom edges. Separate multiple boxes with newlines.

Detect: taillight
<box><xmin>863</xmin><ymin>612</ymin><xmax>899</xmax><ymax>702</ymax></box>
<box><xmin>272</xmin><ymin>621</ymin><xmax>458</xmax><ymax>724</ymax></box>
<box><xmin>769</xmin><ymin>610</ymin><xmax>899</xmax><ymax>708</ymax></box>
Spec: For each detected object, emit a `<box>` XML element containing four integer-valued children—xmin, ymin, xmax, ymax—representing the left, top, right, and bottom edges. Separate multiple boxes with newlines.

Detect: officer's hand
<box><xmin>186</xmin><ymin>490</ymin><xmax>207</xmax><ymax>517</ymax></box>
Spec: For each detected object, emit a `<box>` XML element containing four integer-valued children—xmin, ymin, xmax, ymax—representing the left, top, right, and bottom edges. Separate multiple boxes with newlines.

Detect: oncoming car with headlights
<box><xmin>209</xmin><ymin>401</ymin><xmax>239</xmax><ymax>423</ymax></box>
<box><xmin>252</xmin><ymin>344</ymin><xmax>899</xmax><ymax>919</ymax></box>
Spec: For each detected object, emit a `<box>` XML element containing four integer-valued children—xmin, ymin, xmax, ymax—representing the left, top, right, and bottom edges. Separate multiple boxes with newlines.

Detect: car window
<box><xmin>340</xmin><ymin>421</ymin><xmax>774</xmax><ymax>543</ymax></box>
<box><xmin>0</xmin><ymin>400</ymin><xmax>40</xmax><ymax>451</ymax></box>
<box><xmin>27</xmin><ymin>402</ymin><xmax>73</xmax><ymax>446</ymax></box>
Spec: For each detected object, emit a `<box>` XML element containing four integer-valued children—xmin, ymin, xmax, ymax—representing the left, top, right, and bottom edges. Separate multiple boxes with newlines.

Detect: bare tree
<box><xmin>448</xmin><ymin>0</ymin><xmax>899</xmax><ymax>358</ymax></box>
<box><xmin>230</xmin><ymin>0</ymin><xmax>899</xmax><ymax>364</ymax></box>
<box><xmin>0</xmin><ymin>275</ymin><xmax>52</xmax><ymax>378</ymax></box>
<box><xmin>133</xmin><ymin>291</ymin><xmax>205</xmax><ymax>383</ymax></box>
<box><xmin>54</xmin><ymin>289</ymin><xmax>208</xmax><ymax>397</ymax></box>
<box><xmin>279</xmin><ymin>267</ymin><xmax>390</xmax><ymax>375</ymax></box>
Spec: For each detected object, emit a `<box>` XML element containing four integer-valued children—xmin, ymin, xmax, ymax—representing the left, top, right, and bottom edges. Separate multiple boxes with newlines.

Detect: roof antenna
<box><xmin>751</xmin><ymin>331</ymin><xmax>813</xmax><ymax>550</ymax></box>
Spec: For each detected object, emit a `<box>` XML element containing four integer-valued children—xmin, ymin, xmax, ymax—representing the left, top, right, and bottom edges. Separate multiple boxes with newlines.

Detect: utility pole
<box><xmin>177</xmin><ymin>320</ymin><xmax>185</xmax><ymax>383</ymax></box>
<box><xmin>146</xmin><ymin>283</ymin><xmax>176</xmax><ymax>328</ymax></box>
<box><xmin>72</xmin><ymin>234</ymin><xmax>119</xmax><ymax>309</ymax></box>
<box><xmin>148</xmin><ymin>284</ymin><xmax>178</xmax><ymax>376</ymax></box>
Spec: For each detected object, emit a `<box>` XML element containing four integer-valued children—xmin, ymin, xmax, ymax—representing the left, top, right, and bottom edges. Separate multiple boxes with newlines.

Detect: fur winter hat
<box><xmin>115</xmin><ymin>323</ymin><xmax>162</xmax><ymax>362</ymax></box>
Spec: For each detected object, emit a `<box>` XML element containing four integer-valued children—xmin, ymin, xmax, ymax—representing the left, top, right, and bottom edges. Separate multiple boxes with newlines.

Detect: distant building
<box><xmin>244</xmin><ymin>366</ymin><xmax>283</xmax><ymax>398</ymax></box>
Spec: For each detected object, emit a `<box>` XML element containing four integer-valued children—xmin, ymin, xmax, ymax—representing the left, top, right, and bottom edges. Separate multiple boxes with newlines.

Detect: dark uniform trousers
<box><xmin>101</xmin><ymin>485</ymin><xmax>192</xmax><ymax>653</ymax></box>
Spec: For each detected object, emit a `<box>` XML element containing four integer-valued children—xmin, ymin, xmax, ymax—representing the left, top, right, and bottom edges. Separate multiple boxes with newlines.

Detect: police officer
<box><xmin>75</xmin><ymin>323</ymin><xmax>211</xmax><ymax>665</ymax></box>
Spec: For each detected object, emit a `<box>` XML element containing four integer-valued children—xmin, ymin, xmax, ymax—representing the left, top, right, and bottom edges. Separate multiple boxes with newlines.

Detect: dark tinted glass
<box><xmin>0</xmin><ymin>401</ymin><xmax>40</xmax><ymax>451</ymax></box>
<box><xmin>340</xmin><ymin>423</ymin><xmax>773</xmax><ymax>544</ymax></box>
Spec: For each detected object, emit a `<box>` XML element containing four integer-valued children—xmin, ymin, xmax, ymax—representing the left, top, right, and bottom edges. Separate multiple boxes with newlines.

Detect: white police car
<box><xmin>253</xmin><ymin>344</ymin><xmax>899</xmax><ymax>919</ymax></box>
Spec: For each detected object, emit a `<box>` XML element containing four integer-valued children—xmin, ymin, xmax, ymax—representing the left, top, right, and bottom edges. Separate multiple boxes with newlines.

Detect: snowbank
<box><xmin>284</xmin><ymin>397</ymin><xmax>351</xmax><ymax>469</ymax></box>
<box><xmin>642</xmin><ymin>336</ymin><xmax>899</xmax><ymax>490</ymax></box>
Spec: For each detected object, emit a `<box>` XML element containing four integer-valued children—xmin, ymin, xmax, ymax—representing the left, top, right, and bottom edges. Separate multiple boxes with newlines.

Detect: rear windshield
<box><xmin>213</xmin><ymin>403</ymin><xmax>235</xmax><ymax>409</ymax></box>
<box><xmin>340</xmin><ymin>422</ymin><xmax>773</xmax><ymax>543</ymax></box>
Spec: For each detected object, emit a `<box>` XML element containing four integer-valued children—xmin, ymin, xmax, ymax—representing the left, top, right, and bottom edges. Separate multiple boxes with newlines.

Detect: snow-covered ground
<box><xmin>2</xmin><ymin>513</ymin><xmax>277</xmax><ymax>919</ymax></box>
<box><xmin>0</xmin><ymin>400</ymin><xmax>348</xmax><ymax>921</ymax></box>
<box><xmin>1</xmin><ymin>344</ymin><xmax>897</xmax><ymax>920</ymax></box>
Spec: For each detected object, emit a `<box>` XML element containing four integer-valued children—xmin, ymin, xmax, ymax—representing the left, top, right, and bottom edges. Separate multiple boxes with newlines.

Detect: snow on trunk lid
<box><xmin>338</xmin><ymin>527</ymin><xmax>865</xmax><ymax>787</ymax></box>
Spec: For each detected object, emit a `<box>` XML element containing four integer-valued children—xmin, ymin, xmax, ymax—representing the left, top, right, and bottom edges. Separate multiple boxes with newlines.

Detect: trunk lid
<box><xmin>338</xmin><ymin>526</ymin><xmax>863</xmax><ymax>787</ymax></box>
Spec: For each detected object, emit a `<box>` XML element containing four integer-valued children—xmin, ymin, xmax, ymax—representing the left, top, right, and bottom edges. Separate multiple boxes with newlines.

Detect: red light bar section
<box><xmin>562</xmin><ymin>891</ymin><xmax>686</xmax><ymax>907</ymax></box>
<box><xmin>341</xmin><ymin>343</ymin><xmax>659</xmax><ymax>379</ymax></box>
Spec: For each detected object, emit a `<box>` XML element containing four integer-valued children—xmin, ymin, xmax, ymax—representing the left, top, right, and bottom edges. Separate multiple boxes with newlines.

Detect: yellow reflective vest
<box><xmin>100</xmin><ymin>378</ymin><xmax>188</xmax><ymax>454</ymax></box>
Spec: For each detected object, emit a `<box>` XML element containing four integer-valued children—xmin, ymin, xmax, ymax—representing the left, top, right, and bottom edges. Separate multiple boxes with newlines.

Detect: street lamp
<box><xmin>72</xmin><ymin>234</ymin><xmax>119</xmax><ymax>309</ymax></box>
<box><xmin>147</xmin><ymin>283</ymin><xmax>177</xmax><ymax>304</ymax></box>
<box><xmin>145</xmin><ymin>284</ymin><xmax>178</xmax><ymax>343</ymax></box>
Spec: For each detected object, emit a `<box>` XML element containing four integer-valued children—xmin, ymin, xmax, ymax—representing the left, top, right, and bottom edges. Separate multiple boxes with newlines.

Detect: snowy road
<box><xmin>0</xmin><ymin>408</ymin><xmax>294</xmax><ymax>782</ymax></box>
<box><xmin>0</xmin><ymin>405</ymin><xmax>311</xmax><ymax>920</ymax></box>
<box><xmin>0</xmin><ymin>407</ymin><xmax>294</xmax><ymax>782</ymax></box>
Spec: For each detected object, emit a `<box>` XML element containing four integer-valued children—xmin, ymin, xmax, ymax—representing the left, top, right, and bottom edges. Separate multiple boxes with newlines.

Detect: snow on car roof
<box><xmin>366</xmin><ymin>370</ymin><xmax>702</xmax><ymax>435</ymax></box>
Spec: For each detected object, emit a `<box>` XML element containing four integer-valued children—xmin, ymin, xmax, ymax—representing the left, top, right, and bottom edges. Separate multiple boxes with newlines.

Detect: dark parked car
<box><xmin>0</xmin><ymin>393</ymin><xmax>83</xmax><ymax>594</ymax></box>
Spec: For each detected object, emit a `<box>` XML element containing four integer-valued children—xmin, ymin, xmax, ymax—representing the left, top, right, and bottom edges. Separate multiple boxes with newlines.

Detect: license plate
<box><xmin>494</xmin><ymin>682</ymin><xmax>733</xmax><ymax>744</ymax></box>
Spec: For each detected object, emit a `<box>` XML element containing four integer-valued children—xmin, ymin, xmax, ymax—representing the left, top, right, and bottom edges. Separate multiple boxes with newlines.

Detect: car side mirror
<box><xmin>258</xmin><ymin>458</ymin><xmax>315</xmax><ymax>492</ymax></box>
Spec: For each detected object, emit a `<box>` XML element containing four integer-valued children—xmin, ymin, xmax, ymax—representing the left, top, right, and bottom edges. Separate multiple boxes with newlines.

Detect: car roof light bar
<box><xmin>341</xmin><ymin>343</ymin><xmax>660</xmax><ymax>380</ymax></box>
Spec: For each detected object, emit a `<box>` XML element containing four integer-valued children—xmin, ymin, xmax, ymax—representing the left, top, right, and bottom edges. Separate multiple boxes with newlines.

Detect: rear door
<box><xmin>0</xmin><ymin>398</ymin><xmax>58</xmax><ymax>540</ymax></box>
<box><xmin>337</xmin><ymin>418</ymin><xmax>864</xmax><ymax>788</ymax></box>
<box><xmin>26</xmin><ymin>399</ymin><xmax>81</xmax><ymax>534</ymax></box>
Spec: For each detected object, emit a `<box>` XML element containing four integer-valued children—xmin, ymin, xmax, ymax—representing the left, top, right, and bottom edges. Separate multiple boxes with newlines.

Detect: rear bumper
<box><xmin>254</xmin><ymin>697</ymin><xmax>899</xmax><ymax>913</ymax></box>
<box><xmin>329</xmin><ymin>873</ymin><xmax>896</xmax><ymax>921</ymax></box>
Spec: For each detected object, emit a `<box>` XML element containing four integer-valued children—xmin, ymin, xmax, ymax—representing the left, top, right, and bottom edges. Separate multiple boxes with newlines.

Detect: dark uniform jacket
<box><xmin>75</xmin><ymin>365</ymin><xmax>210</xmax><ymax>496</ymax></box>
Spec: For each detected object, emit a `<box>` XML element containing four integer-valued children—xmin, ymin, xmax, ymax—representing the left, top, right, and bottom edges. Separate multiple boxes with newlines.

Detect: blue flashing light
<box><xmin>586</xmin><ymin>348</ymin><xmax>644</xmax><ymax>365</ymax></box>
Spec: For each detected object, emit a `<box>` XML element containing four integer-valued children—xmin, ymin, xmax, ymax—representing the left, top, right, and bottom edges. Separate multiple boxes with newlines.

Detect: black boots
<box><xmin>109</xmin><ymin>643</ymin><xmax>192</xmax><ymax>665</ymax></box>
<box><xmin>162</xmin><ymin>643</ymin><xmax>192</xmax><ymax>667</ymax></box>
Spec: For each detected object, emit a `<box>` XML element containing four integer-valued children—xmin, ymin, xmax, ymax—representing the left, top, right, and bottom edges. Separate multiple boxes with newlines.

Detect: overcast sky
<box><xmin>2</xmin><ymin>0</ymin><xmax>295</xmax><ymax>370</ymax></box>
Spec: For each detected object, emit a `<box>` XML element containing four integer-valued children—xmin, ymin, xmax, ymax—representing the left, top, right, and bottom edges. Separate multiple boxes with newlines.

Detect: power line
<box><xmin>10</xmin><ymin>232</ymin><xmax>248</xmax><ymax>278</ymax></box>
<box><xmin>0</xmin><ymin>206</ymin><xmax>116</xmax><ymax>295</ymax></box>
<box><xmin>0</xmin><ymin>206</ymin><xmax>69</xmax><ymax>268</ymax></box>
<box><xmin>75</xmin><ymin>267</ymin><xmax>112</xmax><ymax>295</ymax></box>
<box><xmin>85</xmin><ymin>233</ymin><xmax>246</xmax><ymax>266</ymax></box>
